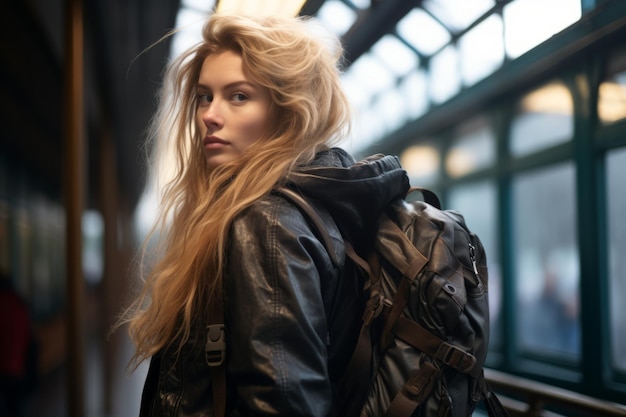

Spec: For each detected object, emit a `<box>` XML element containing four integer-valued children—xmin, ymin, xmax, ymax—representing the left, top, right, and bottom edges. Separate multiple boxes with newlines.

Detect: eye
<box><xmin>231</xmin><ymin>92</ymin><xmax>248</xmax><ymax>103</ymax></box>
<box><xmin>197</xmin><ymin>93</ymin><xmax>212</xmax><ymax>106</ymax></box>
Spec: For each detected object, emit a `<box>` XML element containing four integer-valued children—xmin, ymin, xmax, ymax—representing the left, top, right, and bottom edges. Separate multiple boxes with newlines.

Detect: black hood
<box><xmin>286</xmin><ymin>148</ymin><xmax>409</xmax><ymax>247</ymax></box>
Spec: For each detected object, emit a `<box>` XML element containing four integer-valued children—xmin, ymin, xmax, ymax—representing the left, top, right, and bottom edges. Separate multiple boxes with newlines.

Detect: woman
<box><xmin>126</xmin><ymin>13</ymin><xmax>409</xmax><ymax>416</ymax></box>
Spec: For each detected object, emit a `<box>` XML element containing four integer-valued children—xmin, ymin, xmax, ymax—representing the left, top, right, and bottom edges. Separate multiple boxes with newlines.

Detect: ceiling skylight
<box><xmin>316</xmin><ymin>0</ymin><xmax>357</xmax><ymax>36</ymax></box>
<box><xmin>396</xmin><ymin>8</ymin><xmax>450</xmax><ymax>56</ymax></box>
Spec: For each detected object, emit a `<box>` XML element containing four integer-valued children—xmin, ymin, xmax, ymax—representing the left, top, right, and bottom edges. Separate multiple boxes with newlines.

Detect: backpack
<box><xmin>277</xmin><ymin>186</ymin><xmax>510</xmax><ymax>417</ymax></box>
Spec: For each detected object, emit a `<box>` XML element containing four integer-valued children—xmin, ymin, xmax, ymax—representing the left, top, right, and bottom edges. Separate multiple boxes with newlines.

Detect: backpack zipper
<box><xmin>468</xmin><ymin>242</ymin><xmax>485</xmax><ymax>289</ymax></box>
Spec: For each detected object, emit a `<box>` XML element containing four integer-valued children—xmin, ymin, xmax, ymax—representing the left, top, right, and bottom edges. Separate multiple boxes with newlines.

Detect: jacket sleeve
<box><xmin>224</xmin><ymin>195</ymin><xmax>342</xmax><ymax>417</ymax></box>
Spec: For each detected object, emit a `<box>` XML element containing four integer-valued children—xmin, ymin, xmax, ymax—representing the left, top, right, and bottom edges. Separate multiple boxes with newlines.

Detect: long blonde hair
<box><xmin>125</xmin><ymin>14</ymin><xmax>351</xmax><ymax>365</ymax></box>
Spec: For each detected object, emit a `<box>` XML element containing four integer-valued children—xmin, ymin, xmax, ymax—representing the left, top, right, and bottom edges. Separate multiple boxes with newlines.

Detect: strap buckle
<box><xmin>205</xmin><ymin>324</ymin><xmax>226</xmax><ymax>367</ymax></box>
<box><xmin>435</xmin><ymin>342</ymin><xmax>476</xmax><ymax>373</ymax></box>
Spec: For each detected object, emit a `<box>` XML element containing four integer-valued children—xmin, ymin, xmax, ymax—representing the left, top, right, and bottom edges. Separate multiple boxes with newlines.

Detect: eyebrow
<box><xmin>196</xmin><ymin>81</ymin><xmax>258</xmax><ymax>91</ymax></box>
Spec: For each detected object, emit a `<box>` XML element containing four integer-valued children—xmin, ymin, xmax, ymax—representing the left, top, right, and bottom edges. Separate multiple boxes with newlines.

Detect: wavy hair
<box><xmin>124</xmin><ymin>13</ymin><xmax>351</xmax><ymax>366</ymax></box>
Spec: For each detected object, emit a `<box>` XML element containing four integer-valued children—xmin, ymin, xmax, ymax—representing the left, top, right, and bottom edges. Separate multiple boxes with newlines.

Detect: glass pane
<box><xmin>401</xmin><ymin>70</ymin><xmax>429</xmax><ymax>120</ymax></box>
<box><xmin>396</xmin><ymin>8</ymin><xmax>450</xmax><ymax>56</ymax></box>
<box><xmin>316</xmin><ymin>0</ymin><xmax>357</xmax><ymax>36</ymax></box>
<box><xmin>504</xmin><ymin>0</ymin><xmax>582</xmax><ymax>59</ymax></box>
<box><xmin>509</xmin><ymin>81</ymin><xmax>573</xmax><ymax>157</ymax></box>
<box><xmin>371</xmin><ymin>34</ymin><xmax>418</xmax><ymax>77</ymax></box>
<box><xmin>345</xmin><ymin>53</ymin><xmax>396</xmax><ymax>98</ymax></box>
<box><xmin>598</xmin><ymin>48</ymin><xmax>626</xmax><ymax>126</ymax></box>
<box><xmin>400</xmin><ymin>143</ymin><xmax>441</xmax><ymax>186</ymax></box>
<box><xmin>446</xmin><ymin>116</ymin><xmax>495</xmax><ymax>178</ymax></box>
<box><xmin>424</xmin><ymin>0</ymin><xmax>495</xmax><ymax>32</ymax></box>
<box><xmin>607</xmin><ymin>147</ymin><xmax>626</xmax><ymax>372</ymax></box>
<box><xmin>374</xmin><ymin>89</ymin><xmax>407</xmax><ymax>134</ymax></box>
<box><xmin>513</xmin><ymin>163</ymin><xmax>580</xmax><ymax>359</ymax></box>
<box><xmin>341</xmin><ymin>72</ymin><xmax>373</xmax><ymax>110</ymax></box>
<box><xmin>348</xmin><ymin>107</ymin><xmax>384</xmax><ymax>155</ymax></box>
<box><xmin>459</xmin><ymin>14</ymin><xmax>504</xmax><ymax>86</ymax></box>
<box><xmin>448</xmin><ymin>181</ymin><xmax>502</xmax><ymax>351</ymax></box>
<box><xmin>429</xmin><ymin>45</ymin><xmax>461</xmax><ymax>104</ymax></box>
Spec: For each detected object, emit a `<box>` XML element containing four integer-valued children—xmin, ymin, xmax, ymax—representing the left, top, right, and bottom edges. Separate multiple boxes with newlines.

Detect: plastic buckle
<box><xmin>205</xmin><ymin>324</ymin><xmax>226</xmax><ymax>367</ymax></box>
<box><xmin>436</xmin><ymin>343</ymin><xmax>476</xmax><ymax>373</ymax></box>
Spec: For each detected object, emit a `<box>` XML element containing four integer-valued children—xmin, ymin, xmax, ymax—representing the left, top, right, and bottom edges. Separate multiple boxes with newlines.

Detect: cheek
<box><xmin>196</xmin><ymin>112</ymin><xmax>205</xmax><ymax>133</ymax></box>
<box><xmin>242</xmin><ymin>112</ymin><xmax>271</xmax><ymax>143</ymax></box>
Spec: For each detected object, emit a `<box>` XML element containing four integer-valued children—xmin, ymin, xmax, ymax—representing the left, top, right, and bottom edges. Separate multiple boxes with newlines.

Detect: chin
<box><xmin>205</xmin><ymin>155</ymin><xmax>236</xmax><ymax>171</ymax></box>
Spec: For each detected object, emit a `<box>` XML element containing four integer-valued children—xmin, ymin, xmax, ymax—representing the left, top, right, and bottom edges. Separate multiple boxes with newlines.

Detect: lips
<box><xmin>203</xmin><ymin>135</ymin><xmax>229</xmax><ymax>149</ymax></box>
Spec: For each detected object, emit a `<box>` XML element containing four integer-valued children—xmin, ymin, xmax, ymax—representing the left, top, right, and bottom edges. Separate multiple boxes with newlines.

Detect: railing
<box><xmin>484</xmin><ymin>368</ymin><xmax>626</xmax><ymax>417</ymax></box>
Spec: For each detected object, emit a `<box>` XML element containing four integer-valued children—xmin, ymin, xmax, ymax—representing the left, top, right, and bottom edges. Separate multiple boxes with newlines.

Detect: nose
<box><xmin>200</xmin><ymin>99</ymin><xmax>224</xmax><ymax>129</ymax></box>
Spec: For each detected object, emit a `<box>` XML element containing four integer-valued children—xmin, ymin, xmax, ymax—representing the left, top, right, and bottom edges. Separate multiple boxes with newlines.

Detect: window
<box><xmin>607</xmin><ymin>147</ymin><xmax>626</xmax><ymax>373</ymax></box>
<box><xmin>401</xmin><ymin>70</ymin><xmax>429</xmax><ymax>120</ymax></box>
<box><xmin>397</xmin><ymin>8</ymin><xmax>450</xmax><ymax>56</ymax></box>
<box><xmin>430</xmin><ymin>45</ymin><xmax>461</xmax><ymax>104</ymax></box>
<box><xmin>512</xmin><ymin>163</ymin><xmax>580</xmax><ymax>360</ymax></box>
<box><xmin>503</xmin><ymin>0</ymin><xmax>581</xmax><ymax>59</ymax></box>
<box><xmin>315</xmin><ymin>0</ymin><xmax>357</xmax><ymax>36</ymax></box>
<box><xmin>345</xmin><ymin>53</ymin><xmax>396</xmax><ymax>100</ymax></box>
<box><xmin>400</xmin><ymin>143</ymin><xmax>441</xmax><ymax>186</ymax></box>
<box><xmin>446</xmin><ymin>116</ymin><xmax>496</xmax><ymax>178</ymax></box>
<box><xmin>459</xmin><ymin>14</ymin><xmax>504</xmax><ymax>86</ymax></box>
<box><xmin>371</xmin><ymin>34</ymin><xmax>418</xmax><ymax>78</ymax></box>
<box><xmin>374</xmin><ymin>89</ymin><xmax>407</xmax><ymax>135</ymax></box>
<box><xmin>598</xmin><ymin>48</ymin><xmax>626</xmax><ymax>126</ymax></box>
<box><xmin>509</xmin><ymin>81</ymin><xmax>574</xmax><ymax>157</ymax></box>
<box><xmin>424</xmin><ymin>0</ymin><xmax>495</xmax><ymax>33</ymax></box>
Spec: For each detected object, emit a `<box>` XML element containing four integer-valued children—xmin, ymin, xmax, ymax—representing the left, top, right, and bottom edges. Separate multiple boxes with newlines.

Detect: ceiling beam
<box><xmin>341</xmin><ymin>0</ymin><xmax>422</xmax><ymax>65</ymax></box>
<box><xmin>299</xmin><ymin>0</ymin><xmax>326</xmax><ymax>16</ymax></box>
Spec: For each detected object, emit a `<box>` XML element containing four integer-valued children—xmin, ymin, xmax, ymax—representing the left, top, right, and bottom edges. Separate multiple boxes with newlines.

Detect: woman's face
<box><xmin>196</xmin><ymin>50</ymin><xmax>273</xmax><ymax>170</ymax></box>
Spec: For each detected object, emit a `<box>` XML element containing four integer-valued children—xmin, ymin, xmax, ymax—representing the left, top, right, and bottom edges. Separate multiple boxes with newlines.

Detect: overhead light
<box><xmin>520</xmin><ymin>82</ymin><xmax>573</xmax><ymax>115</ymax></box>
<box><xmin>400</xmin><ymin>144</ymin><xmax>440</xmax><ymax>183</ymax></box>
<box><xmin>216</xmin><ymin>0</ymin><xmax>307</xmax><ymax>17</ymax></box>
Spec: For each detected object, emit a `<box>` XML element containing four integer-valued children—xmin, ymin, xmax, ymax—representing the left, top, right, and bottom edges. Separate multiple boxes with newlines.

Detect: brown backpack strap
<box><xmin>384</xmin><ymin>361</ymin><xmax>441</xmax><ymax>417</ymax></box>
<box><xmin>407</xmin><ymin>186</ymin><xmax>441</xmax><ymax>209</ymax></box>
<box><xmin>393</xmin><ymin>316</ymin><xmax>478</xmax><ymax>377</ymax></box>
<box><xmin>275</xmin><ymin>187</ymin><xmax>341</xmax><ymax>267</ymax></box>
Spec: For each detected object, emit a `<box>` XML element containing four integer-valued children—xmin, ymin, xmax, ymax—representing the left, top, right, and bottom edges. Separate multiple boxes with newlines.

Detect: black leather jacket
<box><xmin>139</xmin><ymin>149</ymin><xmax>409</xmax><ymax>417</ymax></box>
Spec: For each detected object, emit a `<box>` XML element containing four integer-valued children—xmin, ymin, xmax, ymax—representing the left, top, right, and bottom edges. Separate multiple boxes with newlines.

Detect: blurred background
<box><xmin>1</xmin><ymin>0</ymin><xmax>626</xmax><ymax>416</ymax></box>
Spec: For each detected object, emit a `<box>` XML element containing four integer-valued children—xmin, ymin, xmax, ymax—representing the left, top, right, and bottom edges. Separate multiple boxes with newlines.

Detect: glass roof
<box><xmin>423</xmin><ymin>0</ymin><xmax>496</xmax><ymax>32</ymax></box>
<box><xmin>170</xmin><ymin>0</ymin><xmax>583</xmax><ymax>155</ymax></box>
<box><xmin>316</xmin><ymin>0</ymin><xmax>357</xmax><ymax>36</ymax></box>
<box><xmin>396</xmin><ymin>8</ymin><xmax>450</xmax><ymax>56</ymax></box>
